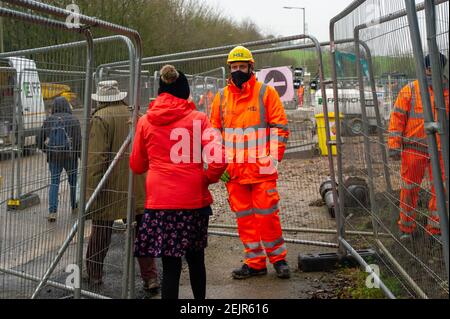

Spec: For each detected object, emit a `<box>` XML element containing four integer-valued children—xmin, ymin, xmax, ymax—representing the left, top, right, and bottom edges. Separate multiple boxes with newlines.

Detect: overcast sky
<box><xmin>200</xmin><ymin>0</ymin><xmax>354</xmax><ymax>41</ymax></box>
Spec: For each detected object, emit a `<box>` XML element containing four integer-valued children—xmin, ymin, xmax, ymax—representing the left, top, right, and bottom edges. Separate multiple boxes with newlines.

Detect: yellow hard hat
<box><xmin>227</xmin><ymin>46</ymin><xmax>255</xmax><ymax>64</ymax></box>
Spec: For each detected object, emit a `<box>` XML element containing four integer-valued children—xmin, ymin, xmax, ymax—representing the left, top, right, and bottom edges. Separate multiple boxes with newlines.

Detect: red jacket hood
<box><xmin>147</xmin><ymin>93</ymin><xmax>196</xmax><ymax>126</ymax></box>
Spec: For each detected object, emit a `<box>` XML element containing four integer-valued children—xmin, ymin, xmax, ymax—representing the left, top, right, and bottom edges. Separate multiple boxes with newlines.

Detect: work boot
<box><xmin>426</xmin><ymin>230</ymin><xmax>442</xmax><ymax>244</ymax></box>
<box><xmin>273</xmin><ymin>260</ymin><xmax>291</xmax><ymax>279</ymax></box>
<box><xmin>425</xmin><ymin>223</ymin><xmax>442</xmax><ymax>242</ymax></box>
<box><xmin>232</xmin><ymin>264</ymin><xmax>267</xmax><ymax>280</ymax></box>
<box><xmin>143</xmin><ymin>277</ymin><xmax>160</xmax><ymax>292</ymax></box>
<box><xmin>399</xmin><ymin>232</ymin><xmax>413</xmax><ymax>241</ymax></box>
<box><xmin>72</xmin><ymin>204</ymin><xmax>79</xmax><ymax>215</ymax></box>
<box><xmin>398</xmin><ymin>231</ymin><xmax>423</xmax><ymax>253</ymax></box>
<box><xmin>47</xmin><ymin>213</ymin><xmax>57</xmax><ymax>223</ymax></box>
<box><xmin>112</xmin><ymin>219</ymin><xmax>127</xmax><ymax>231</ymax></box>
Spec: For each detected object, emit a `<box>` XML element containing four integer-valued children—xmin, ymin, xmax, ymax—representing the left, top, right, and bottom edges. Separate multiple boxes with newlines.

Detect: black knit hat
<box><xmin>158</xmin><ymin>65</ymin><xmax>190</xmax><ymax>100</ymax></box>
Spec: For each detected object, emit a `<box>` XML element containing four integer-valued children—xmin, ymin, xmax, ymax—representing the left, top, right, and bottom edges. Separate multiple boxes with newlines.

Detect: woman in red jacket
<box><xmin>130</xmin><ymin>65</ymin><xmax>227</xmax><ymax>299</ymax></box>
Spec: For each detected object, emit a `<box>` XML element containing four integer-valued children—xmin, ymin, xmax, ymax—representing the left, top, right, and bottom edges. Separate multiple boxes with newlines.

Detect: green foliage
<box><xmin>2</xmin><ymin>0</ymin><xmax>266</xmax><ymax>57</ymax></box>
<box><xmin>372</xmin><ymin>55</ymin><xmax>416</xmax><ymax>78</ymax></box>
<box><xmin>336</xmin><ymin>267</ymin><xmax>405</xmax><ymax>299</ymax></box>
<box><xmin>281</xmin><ymin>49</ymin><xmax>332</xmax><ymax>78</ymax></box>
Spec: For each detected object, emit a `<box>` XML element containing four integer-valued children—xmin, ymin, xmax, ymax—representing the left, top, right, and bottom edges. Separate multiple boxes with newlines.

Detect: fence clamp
<box><xmin>330</xmin><ymin>41</ymin><xmax>336</xmax><ymax>53</ymax></box>
<box><xmin>424</xmin><ymin>121</ymin><xmax>440</xmax><ymax>134</ymax></box>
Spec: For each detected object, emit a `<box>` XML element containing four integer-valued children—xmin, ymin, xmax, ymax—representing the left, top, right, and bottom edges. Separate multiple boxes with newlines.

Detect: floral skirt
<box><xmin>134</xmin><ymin>206</ymin><xmax>211</xmax><ymax>258</ymax></box>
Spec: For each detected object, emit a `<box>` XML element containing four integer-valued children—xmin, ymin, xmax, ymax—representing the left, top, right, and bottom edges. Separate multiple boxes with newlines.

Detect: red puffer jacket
<box><xmin>130</xmin><ymin>93</ymin><xmax>227</xmax><ymax>210</ymax></box>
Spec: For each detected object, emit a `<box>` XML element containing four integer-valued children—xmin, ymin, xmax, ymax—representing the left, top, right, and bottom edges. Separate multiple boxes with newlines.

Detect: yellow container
<box><xmin>315</xmin><ymin>112</ymin><xmax>343</xmax><ymax>156</ymax></box>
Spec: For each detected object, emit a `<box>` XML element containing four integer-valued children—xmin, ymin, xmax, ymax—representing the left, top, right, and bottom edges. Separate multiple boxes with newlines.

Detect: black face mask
<box><xmin>231</xmin><ymin>70</ymin><xmax>252</xmax><ymax>89</ymax></box>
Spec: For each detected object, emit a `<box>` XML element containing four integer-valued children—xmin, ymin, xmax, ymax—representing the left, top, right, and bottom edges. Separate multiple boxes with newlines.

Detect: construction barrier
<box><xmin>329</xmin><ymin>0</ymin><xmax>449</xmax><ymax>299</ymax></box>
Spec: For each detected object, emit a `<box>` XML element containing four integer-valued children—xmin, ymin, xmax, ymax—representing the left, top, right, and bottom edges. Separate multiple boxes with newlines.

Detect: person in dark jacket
<box><xmin>37</xmin><ymin>96</ymin><xmax>81</xmax><ymax>222</ymax></box>
<box><xmin>130</xmin><ymin>65</ymin><xmax>228</xmax><ymax>299</ymax></box>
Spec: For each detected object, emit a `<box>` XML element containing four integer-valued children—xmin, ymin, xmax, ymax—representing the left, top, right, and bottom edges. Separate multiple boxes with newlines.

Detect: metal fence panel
<box><xmin>330</xmin><ymin>0</ymin><xmax>449</xmax><ymax>299</ymax></box>
<box><xmin>108</xmin><ymin>35</ymin><xmax>345</xmax><ymax>249</ymax></box>
<box><xmin>0</xmin><ymin>7</ymin><xmax>141</xmax><ymax>298</ymax></box>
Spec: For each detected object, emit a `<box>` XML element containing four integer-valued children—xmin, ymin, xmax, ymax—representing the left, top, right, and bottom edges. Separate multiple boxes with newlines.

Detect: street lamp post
<box><xmin>283</xmin><ymin>6</ymin><xmax>306</xmax><ymax>42</ymax></box>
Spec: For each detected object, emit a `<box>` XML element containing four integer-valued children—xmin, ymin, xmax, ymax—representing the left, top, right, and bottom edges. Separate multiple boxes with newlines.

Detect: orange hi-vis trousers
<box><xmin>226</xmin><ymin>180</ymin><xmax>287</xmax><ymax>270</ymax></box>
<box><xmin>399</xmin><ymin>147</ymin><xmax>445</xmax><ymax>235</ymax></box>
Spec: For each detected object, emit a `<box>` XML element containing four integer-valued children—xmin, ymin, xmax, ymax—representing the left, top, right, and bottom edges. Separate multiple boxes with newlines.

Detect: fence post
<box><xmin>10</xmin><ymin>68</ymin><xmax>17</xmax><ymax>201</ymax></box>
<box><xmin>307</xmin><ymin>35</ymin><xmax>344</xmax><ymax>253</ymax></box>
<box><xmin>353</xmin><ymin>36</ymin><xmax>380</xmax><ymax>239</ymax></box>
<box><xmin>123</xmin><ymin>32</ymin><xmax>143</xmax><ymax>300</ymax></box>
<box><xmin>74</xmin><ymin>29</ymin><xmax>94</xmax><ymax>300</ymax></box>
<box><xmin>328</xmin><ymin>0</ymin><xmax>368</xmax><ymax>256</ymax></box>
<box><xmin>424</xmin><ymin>0</ymin><xmax>449</xmax><ymax>205</ymax></box>
<box><xmin>358</xmin><ymin>40</ymin><xmax>393</xmax><ymax>195</ymax></box>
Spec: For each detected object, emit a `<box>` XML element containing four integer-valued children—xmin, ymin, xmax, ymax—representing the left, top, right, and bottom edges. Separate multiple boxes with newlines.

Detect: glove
<box><xmin>271</xmin><ymin>156</ymin><xmax>279</xmax><ymax>170</ymax></box>
<box><xmin>259</xmin><ymin>156</ymin><xmax>279</xmax><ymax>175</ymax></box>
<box><xmin>220</xmin><ymin>171</ymin><xmax>231</xmax><ymax>183</ymax></box>
<box><xmin>388</xmin><ymin>149</ymin><xmax>401</xmax><ymax>161</ymax></box>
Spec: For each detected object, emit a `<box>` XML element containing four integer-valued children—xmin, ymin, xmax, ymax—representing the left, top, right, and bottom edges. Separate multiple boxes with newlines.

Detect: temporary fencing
<box><xmin>0</xmin><ymin>0</ymin><xmax>143</xmax><ymax>299</ymax></box>
<box><xmin>329</xmin><ymin>0</ymin><xmax>449</xmax><ymax>299</ymax></box>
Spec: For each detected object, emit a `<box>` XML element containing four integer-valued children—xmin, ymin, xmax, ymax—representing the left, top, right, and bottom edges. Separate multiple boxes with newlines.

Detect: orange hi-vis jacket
<box><xmin>388</xmin><ymin>80</ymin><xmax>449</xmax><ymax>153</ymax></box>
<box><xmin>210</xmin><ymin>74</ymin><xmax>289</xmax><ymax>184</ymax></box>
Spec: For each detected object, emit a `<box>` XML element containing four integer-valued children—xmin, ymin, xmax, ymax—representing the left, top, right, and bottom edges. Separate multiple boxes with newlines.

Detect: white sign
<box><xmin>257</xmin><ymin>66</ymin><xmax>294</xmax><ymax>102</ymax></box>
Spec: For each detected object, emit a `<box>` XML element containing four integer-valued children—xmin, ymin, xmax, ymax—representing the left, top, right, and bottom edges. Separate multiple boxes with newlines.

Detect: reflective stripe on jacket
<box><xmin>210</xmin><ymin>75</ymin><xmax>289</xmax><ymax>184</ymax></box>
<box><xmin>388</xmin><ymin>79</ymin><xmax>449</xmax><ymax>153</ymax></box>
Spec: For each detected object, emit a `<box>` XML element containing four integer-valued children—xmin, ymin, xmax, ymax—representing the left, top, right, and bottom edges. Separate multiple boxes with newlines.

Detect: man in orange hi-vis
<box><xmin>388</xmin><ymin>53</ymin><xmax>449</xmax><ymax>241</ymax></box>
<box><xmin>297</xmin><ymin>85</ymin><xmax>305</xmax><ymax>108</ymax></box>
<box><xmin>210</xmin><ymin>46</ymin><xmax>291</xmax><ymax>279</ymax></box>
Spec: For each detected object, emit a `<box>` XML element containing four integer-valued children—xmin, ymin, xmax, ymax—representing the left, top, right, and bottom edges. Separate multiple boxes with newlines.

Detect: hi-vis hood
<box><xmin>147</xmin><ymin>93</ymin><xmax>195</xmax><ymax>126</ymax></box>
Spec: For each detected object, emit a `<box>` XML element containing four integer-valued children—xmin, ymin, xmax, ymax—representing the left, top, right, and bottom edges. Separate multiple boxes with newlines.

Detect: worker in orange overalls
<box><xmin>204</xmin><ymin>89</ymin><xmax>215</xmax><ymax>117</ymax></box>
<box><xmin>210</xmin><ymin>46</ymin><xmax>291</xmax><ymax>279</ymax></box>
<box><xmin>198</xmin><ymin>90</ymin><xmax>215</xmax><ymax>116</ymax></box>
<box><xmin>297</xmin><ymin>84</ymin><xmax>305</xmax><ymax>108</ymax></box>
<box><xmin>388</xmin><ymin>53</ymin><xmax>449</xmax><ymax>241</ymax></box>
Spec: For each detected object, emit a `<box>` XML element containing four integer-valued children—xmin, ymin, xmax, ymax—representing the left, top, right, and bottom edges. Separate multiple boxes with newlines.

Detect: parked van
<box><xmin>313</xmin><ymin>88</ymin><xmax>389</xmax><ymax>136</ymax></box>
<box><xmin>0</xmin><ymin>57</ymin><xmax>47</xmax><ymax>153</ymax></box>
<box><xmin>0</xmin><ymin>57</ymin><xmax>80</xmax><ymax>154</ymax></box>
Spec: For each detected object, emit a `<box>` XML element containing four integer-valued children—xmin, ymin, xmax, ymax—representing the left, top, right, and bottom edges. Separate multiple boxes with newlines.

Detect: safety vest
<box><xmin>211</xmin><ymin>76</ymin><xmax>289</xmax><ymax>184</ymax></box>
<box><xmin>218</xmin><ymin>83</ymin><xmax>285</xmax><ymax>163</ymax></box>
<box><xmin>388</xmin><ymin>80</ymin><xmax>449</xmax><ymax>153</ymax></box>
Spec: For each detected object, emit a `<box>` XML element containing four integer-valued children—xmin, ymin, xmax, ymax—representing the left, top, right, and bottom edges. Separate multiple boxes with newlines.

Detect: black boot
<box><xmin>273</xmin><ymin>260</ymin><xmax>291</xmax><ymax>279</ymax></box>
<box><xmin>232</xmin><ymin>264</ymin><xmax>267</xmax><ymax>279</ymax></box>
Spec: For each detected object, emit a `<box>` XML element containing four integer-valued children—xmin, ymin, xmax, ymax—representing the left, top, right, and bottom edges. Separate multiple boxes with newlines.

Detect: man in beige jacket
<box><xmin>85</xmin><ymin>80</ymin><xmax>159</xmax><ymax>292</ymax></box>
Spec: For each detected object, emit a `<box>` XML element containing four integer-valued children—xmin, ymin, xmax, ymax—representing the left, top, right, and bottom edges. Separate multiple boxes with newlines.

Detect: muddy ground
<box><xmin>1</xmin><ymin>142</ymin><xmax>348</xmax><ymax>300</ymax></box>
<box><xmin>2</xmin><ymin>109</ymin><xmax>447</xmax><ymax>299</ymax></box>
<box><xmin>0</xmin><ymin>229</ymin><xmax>347</xmax><ymax>300</ymax></box>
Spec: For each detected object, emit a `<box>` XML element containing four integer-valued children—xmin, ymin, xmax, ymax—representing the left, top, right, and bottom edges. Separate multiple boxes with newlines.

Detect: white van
<box><xmin>312</xmin><ymin>88</ymin><xmax>389</xmax><ymax>136</ymax></box>
<box><xmin>0</xmin><ymin>57</ymin><xmax>46</xmax><ymax>153</ymax></box>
